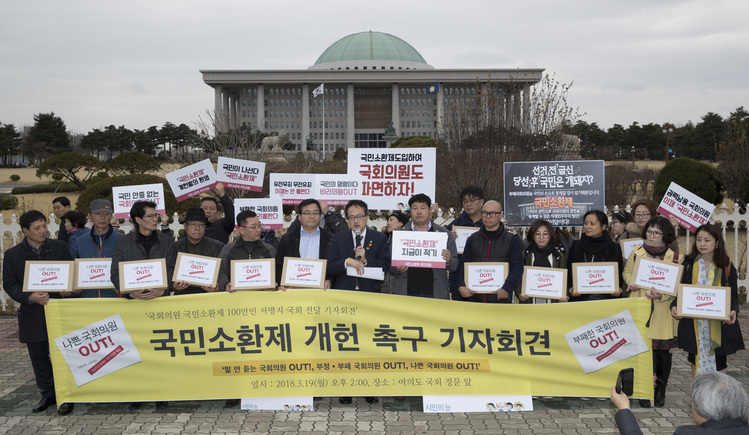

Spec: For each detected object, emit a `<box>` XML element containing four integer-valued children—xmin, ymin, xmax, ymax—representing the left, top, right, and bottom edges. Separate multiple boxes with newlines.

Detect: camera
<box><xmin>616</xmin><ymin>368</ymin><xmax>634</xmax><ymax>396</ymax></box>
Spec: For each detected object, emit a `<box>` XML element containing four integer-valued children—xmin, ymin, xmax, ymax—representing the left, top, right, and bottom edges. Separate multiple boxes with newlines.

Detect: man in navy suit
<box><xmin>327</xmin><ymin>199</ymin><xmax>391</xmax><ymax>292</ymax></box>
<box><xmin>276</xmin><ymin>199</ymin><xmax>333</xmax><ymax>290</ymax></box>
<box><xmin>327</xmin><ymin>199</ymin><xmax>391</xmax><ymax>404</ymax></box>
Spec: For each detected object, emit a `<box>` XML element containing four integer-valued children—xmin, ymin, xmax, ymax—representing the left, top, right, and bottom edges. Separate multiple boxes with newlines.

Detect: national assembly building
<box><xmin>201</xmin><ymin>31</ymin><xmax>543</xmax><ymax>156</ymax></box>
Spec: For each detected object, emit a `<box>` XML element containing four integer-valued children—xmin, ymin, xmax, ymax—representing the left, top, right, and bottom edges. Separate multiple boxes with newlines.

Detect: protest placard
<box><xmin>234</xmin><ymin>198</ymin><xmax>284</xmax><ymax>230</ymax></box>
<box><xmin>269</xmin><ymin>173</ymin><xmax>315</xmax><ymax>205</ymax></box>
<box><xmin>23</xmin><ymin>261</ymin><xmax>74</xmax><ymax>292</ymax></box>
<box><xmin>165</xmin><ymin>159</ymin><xmax>218</xmax><ymax>202</ymax></box>
<box><xmin>503</xmin><ymin>161</ymin><xmax>605</xmax><ymax>227</ymax></box>
<box><xmin>112</xmin><ymin>183</ymin><xmax>165</xmax><ymax>219</ymax></box>
<box><xmin>657</xmin><ymin>182</ymin><xmax>714</xmax><ymax>232</ymax></box>
<box><xmin>347</xmin><ymin>148</ymin><xmax>435</xmax><ymax>210</ymax></box>
<box><xmin>216</xmin><ymin>157</ymin><xmax>265</xmax><ymax>192</ymax></box>
<box><xmin>391</xmin><ymin>231</ymin><xmax>448</xmax><ymax>269</ymax></box>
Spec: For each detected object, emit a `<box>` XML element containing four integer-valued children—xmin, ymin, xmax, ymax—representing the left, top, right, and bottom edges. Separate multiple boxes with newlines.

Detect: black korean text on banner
<box><xmin>503</xmin><ymin>161</ymin><xmax>605</xmax><ymax>227</ymax></box>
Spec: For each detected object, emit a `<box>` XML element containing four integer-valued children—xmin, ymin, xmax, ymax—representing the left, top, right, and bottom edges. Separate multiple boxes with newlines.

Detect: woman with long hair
<box><xmin>622</xmin><ymin>216</ymin><xmax>679</xmax><ymax>408</ymax></box>
<box><xmin>671</xmin><ymin>224</ymin><xmax>744</xmax><ymax>376</ymax></box>
<box><xmin>517</xmin><ymin>219</ymin><xmax>567</xmax><ymax>304</ymax></box>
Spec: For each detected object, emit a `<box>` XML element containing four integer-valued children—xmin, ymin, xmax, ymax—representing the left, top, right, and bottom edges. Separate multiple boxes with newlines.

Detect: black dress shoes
<box><xmin>338</xmin><ymin>397</ymin><xmax>353</xmax><ymax>404</ymax></box>
<box><xmin>32</xmin><ymin>397</ymin><xmax>56</xmax><ymax>413</ymax></box>
<box><xmin>57</xmin><ymin>402</ymin><xmax>74</xmax><ymax>415</ymax></box>
<box><xmin>224</xmin><ymin>399</ymin><xmax>240</xmax><ymax>408</ymax></box>
<box><xmin>365</xmin><ymin>397</ymin><xmax>379</xmax><ymax>403</ymax></box>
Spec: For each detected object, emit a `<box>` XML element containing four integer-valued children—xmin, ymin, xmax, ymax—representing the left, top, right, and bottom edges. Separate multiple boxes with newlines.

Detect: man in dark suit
<box><xmin>327</xmin><ymin>199</ymin><xmax>391</xmax><ymax>293</ymax></box>
<box><xmin>3</xmin><ymin>210</ymin><xmax>75</xmax><ymax>415</ymax></box>
<box><xmin>276</xmin><ymin>199</ymin><xmax>333</xmax><ymax>290</ymax></box>
<box><xmin>326</xmin><ymin>199</ymin><xmax>391</xmax><ymax>405</ymax></box>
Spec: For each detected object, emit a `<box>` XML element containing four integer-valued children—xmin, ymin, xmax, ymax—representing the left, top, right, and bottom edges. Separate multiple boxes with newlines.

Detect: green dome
<box><xmin>311</xmin><ymin>31</ymin><xmax>431</xmax><ymax>69</ymax></box>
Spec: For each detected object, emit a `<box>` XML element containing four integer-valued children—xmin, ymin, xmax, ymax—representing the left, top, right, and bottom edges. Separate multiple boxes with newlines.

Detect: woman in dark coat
<box><xmin>670</xmin><ymin>224</ymin><xmax>744</xmax><ymax>375</ymax></box>
<box><xmin>567</xmin><ymin>210</ymin><xmax>625</xmax><ymax>301</ymax></box>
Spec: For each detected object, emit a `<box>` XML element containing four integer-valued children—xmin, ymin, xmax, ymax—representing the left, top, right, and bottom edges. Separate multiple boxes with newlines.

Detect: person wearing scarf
<box><xmin>567</xmin><ymin>210</ymin><xmax>625</xmax><ymax>302</ymax></box>
<box><xmin>517</xmin><ymin>219</ymin><xmax>567</xmax><ymax>304</ymax></box>
<box><xmin>670</xmin><ymin>224</ymin><xmax>744</xmax><ymax>379</ymax></box>
<box><xmin>622</xmin><ymin>217</ymin><xmax>680</xmax><ymax>408</ymax></box>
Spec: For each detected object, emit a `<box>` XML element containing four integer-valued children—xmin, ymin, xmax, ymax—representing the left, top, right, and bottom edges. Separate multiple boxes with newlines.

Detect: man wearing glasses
<box><xmin>217</xmin><ymin>210</ymin><xmax>277</xmax><ymax>292</ymax></box>
<box><xmin>445</xmin><ymin>186</ymin><xmax>485</xmax><ymax>300</ymax></box>
<box><xmin>111</xmin><ymin>201</ymin><xmax>177</xmax><ymax>300</ymax></box>
<box><xmin>456</xmin><ymin>200</ymin><xmax>524</xmax><ymax>303</ymax></box>
<box><xmin>326</xmin><ymin>199</ymin><xmax>391</xmax><ymax>405</ymax></box>
<box><xmin>276</xmin><ymin>199</ymin><xmax>333</xmax><ymax>290</ymax></box>
<box><xmin>327</xmin><ymin>199</ymin><xmax>391</xmax><ymax>292</ymax></box>
<box><xmin>172</xmin><ymin>208</ymin><xmax>225</xmax><ymax>295</ymax></box>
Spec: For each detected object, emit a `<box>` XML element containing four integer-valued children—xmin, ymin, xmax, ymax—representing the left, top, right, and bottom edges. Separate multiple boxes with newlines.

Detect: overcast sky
<box><xmin>1</xmin><ymin>0</ymin><xmax>747</xmax><ymax>134</ymax></box>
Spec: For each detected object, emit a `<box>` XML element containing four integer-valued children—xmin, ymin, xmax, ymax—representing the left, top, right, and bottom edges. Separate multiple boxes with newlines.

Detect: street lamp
<box><xmin>662</xmin><ymin>126</ymin><xmax>674</xmax><ymax>161</ymax></box>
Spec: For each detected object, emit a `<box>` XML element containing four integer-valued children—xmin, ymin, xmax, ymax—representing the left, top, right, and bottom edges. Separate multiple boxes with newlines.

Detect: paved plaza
<box><xmin>1</xmin><ymin>313</ymin><xmax>746</xmax><ymax>435</ymax></box>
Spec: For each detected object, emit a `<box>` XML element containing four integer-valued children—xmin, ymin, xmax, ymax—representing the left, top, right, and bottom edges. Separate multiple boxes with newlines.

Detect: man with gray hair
<box><xmin>610</xmin><ymin>371</ymin><xmax>749</xmax><ymax>434</ymax></box>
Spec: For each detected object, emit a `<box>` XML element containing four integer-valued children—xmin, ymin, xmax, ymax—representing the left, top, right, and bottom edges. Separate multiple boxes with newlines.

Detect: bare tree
<box><xmin>437</xmin><ymin>73</ymin><xmax>583</xmax><ymax>207</ymax></box>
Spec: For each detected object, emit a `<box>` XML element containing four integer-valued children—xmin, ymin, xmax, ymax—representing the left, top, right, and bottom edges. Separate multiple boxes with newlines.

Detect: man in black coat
<box><xmin>276</xmin><ymin>199</ymin><xmax>332</xmax><ymax>290</ymax></box>
<box><xmin>3</xmin><ymin>210</ymin><xmax>74</xmax><ymax>415</ymax></box>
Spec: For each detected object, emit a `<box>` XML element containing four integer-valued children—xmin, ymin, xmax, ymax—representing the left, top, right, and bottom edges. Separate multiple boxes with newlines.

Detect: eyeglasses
<box><xmin>142</xmin><ymin>214</ymin><xmax>161</xmax><ymax>220</ymax></box>
<box><xmin>634</xmin><ymin>212</ymin><xmax>651</xmax><ymax>218</ymax></box>
<box><xmin>240</xmin><ymin>224</ymin><xmax>263</xmax><ymax>231</ymax></box>
<box><xmin>534</xmin><ymin>232</ymin><xmax>550</xmax><ymax>238</ymax></box>
<box><xmin>646</xmin><ymin>230</ymin><xmax>663</xmax><ymax>237</ymax></box>
<box><xmin>186</xmin><ymin>222</ymin><xmax>206</xmax><ymax>228</ymax></box>
<box><xmin>301</xmin><ymin>211</ymin><xmax>321</xmax><ymax>217</ymax></box>
<box><xmin>481</xmin><ymin>211</ymin><xmax>502</xmax><ymax>218</ymax></box>
<box><xmin>462</xmin><ymin>197</ymin><xmax>481</xmax><ymax>205</ymax></box>
<box><xmin>347</xmin><ymin>214</ymin><xmax>366</xmax><ymax>221</ymax></box>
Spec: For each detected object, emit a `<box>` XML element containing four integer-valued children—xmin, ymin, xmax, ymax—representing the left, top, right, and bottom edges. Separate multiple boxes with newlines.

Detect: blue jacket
<box><xmin>68</xmin><ymin>227</ymin><xmax>91</xmax><ymax>258</ymax></box>
<box><xmin>76</xmin><ymin>226</ymin><xmax>124</xmax><ymax>298</ymax></box>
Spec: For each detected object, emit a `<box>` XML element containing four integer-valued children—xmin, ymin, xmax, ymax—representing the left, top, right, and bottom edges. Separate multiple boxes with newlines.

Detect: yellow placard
<box><xmin>46</xmin><ymin>291</ymin><xmax>653</xmax><ymax>403</ymax></box>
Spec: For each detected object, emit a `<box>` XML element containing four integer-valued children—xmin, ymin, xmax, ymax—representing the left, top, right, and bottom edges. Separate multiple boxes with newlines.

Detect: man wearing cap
<box><xmin>172</xmin><ymin>208</ymin><xmax>225</xmax><ymax>295</ymax></box>
<box><xmin>75</xmin><ymin>199</ymin><xmax>123</xmax><ymax>298</ymax></box>
<box><xmin>276</xmin><ymin>199</ymin><xmax>333</xmax><ymax>290</ymax></box>
<box><xmin>217</xmin><ymin>210</ymin><xmax>277</xmax><ymax>292</ymax></box>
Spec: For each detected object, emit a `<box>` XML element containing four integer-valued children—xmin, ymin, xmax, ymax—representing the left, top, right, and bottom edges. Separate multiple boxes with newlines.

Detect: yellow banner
<box><xmin>45</xmin><ymin>291</ymin><xmax>653</xmax><ymax>403</ymax></box>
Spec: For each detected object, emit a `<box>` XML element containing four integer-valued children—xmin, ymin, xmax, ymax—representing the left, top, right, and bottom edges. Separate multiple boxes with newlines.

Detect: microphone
<box><xmin>354</xmin><ymin>229</ymin><xmax>362</xmax><ymax>261</ymax></box>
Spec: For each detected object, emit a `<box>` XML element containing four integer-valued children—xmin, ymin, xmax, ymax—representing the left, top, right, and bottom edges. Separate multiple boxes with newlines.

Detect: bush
<box><xmin>0</xmin><ymin>194</ymin><xmax>18</xmax><ymax>210</ymax></box>
<box><xmin>11</xmin><ymin>182</ymin><xmax>79</xmax><ymax>194</ymax></box>
<box><xmin>9</xmin><ymin>174</ymin><xmax>20</xmax><ymax>182</ymax></box>
<box><xmin>96</xmin><ymin>171</ymin><xmax>109</xmax><ymax>178</ymax></box>
<box><xmin>51</xmin><ymin>173</ymin><xmax>64</xmax><ymax>181</ymax></box>
<box><xmin>108</xmin><ymin>152</ymin><xmax>161</xmax><ymax>176</ymax></box>
<box><xmin>653</xmin><ymin>157</ymin><xmax>723</xmax><ymax>205</ymax></box>
<box><xmin>76</xmin><ymin>174</ymin><xmax>200</xmax><ymax>223</ymax></box>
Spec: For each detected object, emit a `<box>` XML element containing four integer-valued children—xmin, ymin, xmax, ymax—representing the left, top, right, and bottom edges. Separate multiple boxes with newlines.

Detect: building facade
<box><xmin>201</xmin><ymin>31</ymin><xmax>543</xmax><ymax>156</ymax></box>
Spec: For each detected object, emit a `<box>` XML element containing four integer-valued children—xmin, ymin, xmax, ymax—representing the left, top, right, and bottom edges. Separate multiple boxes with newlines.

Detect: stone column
<box><xmin>222</xmin><ymin>90</ymin><xmax>230</xmax><ymax>133</ymax></box>
<box><xmin>302</xmin><ymin>84</ymin><xmax>310</xmax><ymax>150</ymax></box>
<box><xmin>522</xmin><ymin>84</ymin><xmax>531</xmax><ymax>133</ymax></box>
<box><xmin>256</xmin><ymin>84</ymin><xmax>265</xmax><ymax>132</ymax></box>
<box><xmin>347</xmin><ymin>84</ymin><xmax>355</xmax><ymax>148</ymax></box>
<box><xmin>214</xmin><ymin>85</ymin><xmax>225</xmax><ymax>133</ymax></box>
<box><xmin>391</xmin><ymin>83</ymin><xmax>400</xmax><ymax>136</ymax></box>
<box><xmin>436</xmin><ymin>83</ymin><xmax>444</xmax><ymax>138</ymax></box>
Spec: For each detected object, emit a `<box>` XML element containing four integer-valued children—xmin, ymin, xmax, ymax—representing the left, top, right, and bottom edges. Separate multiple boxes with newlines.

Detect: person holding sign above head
<box><xmin>276</xmin><ymin>199</ymin><xmax>333</xmax><ymax>291</ymax></box>
<box><xmin>517</xmin><ymin>219</ymin><xmax>566</xmax><ymax>304</ymax></box>
<box><xmin>622</xmin><ymin>216</ymin><xmax>680</xmax><ymax>408</ymax></box>
<box><xmin>392</xmin><ymin>193</ymin><xmax>458</xmax><ymax>299</ymax></box>
<box><xmin>567</xmin><ymin>210</ymin><xmax>625</xmax><ymax>301</ymax></box>
<box><xmin>3</xmin><ymin>210</ymin><xmax>74</xmax><ymax>415</ymax></box>
<box><xmin>218</xmin><ymin>210</ymin><xmax>277</xmax><ymax>292</ymax></box>
<box><xmin>456</xmin><ymin>200</ymin><xmax>523</xmax><ymax>303</ymax></box>
<box><xmin>172</xmin><ymin>208</ymin><xmax>225</xmax><ymax>295</ymax></box>
<box><xmin>75</xmin><ymin>199</ymin><xmax>123</xmax><ymax>298</ymax></box>
<box><xmin>670</xmin><ymin>224</ymin><xmax>744</xmax><ymax>376</ymax></box>
<box><xmin>200</xmin><ymin>182</ymin><xmax>235</xmax><ymax>244</ymax></box>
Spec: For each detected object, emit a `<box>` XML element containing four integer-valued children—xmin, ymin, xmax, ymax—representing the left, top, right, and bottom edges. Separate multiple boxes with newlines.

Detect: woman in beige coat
<box><xmin>622</xmin><ymin>216</ymin><xmax>680</xmax><ymax>409</ymax></box>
